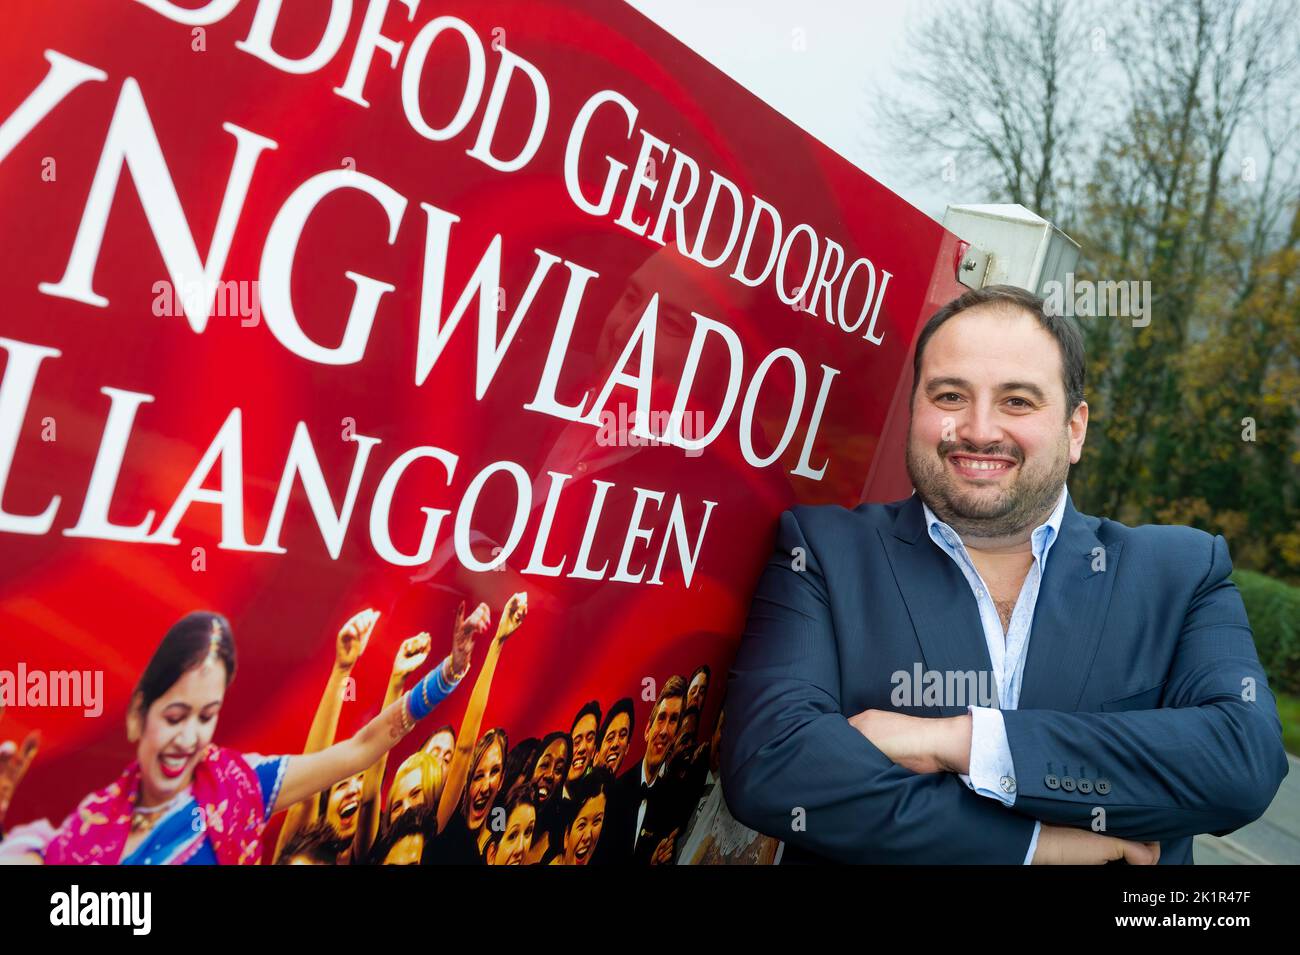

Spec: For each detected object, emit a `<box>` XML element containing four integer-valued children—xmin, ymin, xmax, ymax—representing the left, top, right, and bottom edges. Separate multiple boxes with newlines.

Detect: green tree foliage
<box><xmin>882</xmin><ymin>0</ymin><xmax>1300</xmax><ymax>580</ymax></box>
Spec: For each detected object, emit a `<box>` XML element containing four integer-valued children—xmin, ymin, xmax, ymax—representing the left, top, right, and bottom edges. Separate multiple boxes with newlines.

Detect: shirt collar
<box><xmin>919</xmin><ymin>484</ymin><xmax>1068</xmax><ymax>565</ymax></box>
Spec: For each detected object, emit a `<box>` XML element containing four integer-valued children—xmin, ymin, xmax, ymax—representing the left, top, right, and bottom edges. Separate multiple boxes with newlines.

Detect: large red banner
<box><xmin>0</xmin><ymin>0</ymin><xmax>964</xmax><ymax>864</ymax></box>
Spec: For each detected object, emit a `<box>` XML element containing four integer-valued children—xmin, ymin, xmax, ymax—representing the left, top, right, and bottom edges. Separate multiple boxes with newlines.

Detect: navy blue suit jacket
<box><xmin>720</xmin><ymin>493</ymin><xmax>1289</xmax><ymax>864</ymax></box>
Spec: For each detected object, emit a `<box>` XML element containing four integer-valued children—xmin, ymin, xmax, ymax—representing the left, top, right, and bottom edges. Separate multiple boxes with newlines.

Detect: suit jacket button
<box><xmin>1061</xmin><ymin>775</ymin><xmax>1076</xmax><ymax>792</ymax></box>
<box><xmin>1095</xmin><ymin>778</ymin><xmax>1111</xmax><ymax>795</ymax></box>
<box><xmin>1078</xmin><ymin>778</ymin><xmax>1093</xmax><ymax>794</ymax></box>
<box><xmin>1045</xmin><ymin>774</ymin><xmax>1059</xmax><ymax>790</ymax></box>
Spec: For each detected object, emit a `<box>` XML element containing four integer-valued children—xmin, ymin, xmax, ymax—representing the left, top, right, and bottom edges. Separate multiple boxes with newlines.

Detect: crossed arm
<box><xmin>996</xmin><ymin>534</ymin><xmax>1287</xmax><ymax>842</ymax></box>
<box><xmin>720</xmin><ymin>511</ymin><xmax>1286</xmax><ymax>863</ymax></box>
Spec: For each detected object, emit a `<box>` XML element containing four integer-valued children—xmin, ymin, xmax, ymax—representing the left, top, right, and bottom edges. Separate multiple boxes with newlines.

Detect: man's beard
<box><xmin>905</xmin><ymin>429</ymin><xmax>1069</xmax><ymax>539</ymax></box>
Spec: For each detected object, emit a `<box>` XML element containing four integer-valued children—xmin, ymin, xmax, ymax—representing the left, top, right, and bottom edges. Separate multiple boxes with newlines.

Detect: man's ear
<box><xmin>1068</xmin><ymin>400</ymin><xmax>1089</xmax><ymax>464</ymax></box>
<box><xmin>125</xmin><ymin>692</ymin><xmax>145</xmax><ymax>743</ymax></box>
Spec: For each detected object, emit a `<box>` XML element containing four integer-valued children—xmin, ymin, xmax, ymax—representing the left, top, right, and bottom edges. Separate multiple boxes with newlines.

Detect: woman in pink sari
<box><xmin>0</xmin><ymin>600</ymin><xmax>512</xmax><ymax>865</ymax></box>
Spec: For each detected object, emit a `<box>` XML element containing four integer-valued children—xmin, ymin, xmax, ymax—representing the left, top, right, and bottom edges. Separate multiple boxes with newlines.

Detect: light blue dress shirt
<box><xmin>919</xmin><ymin>484</ymin><xmax>1069</xmax><ymax>865</ymax></box>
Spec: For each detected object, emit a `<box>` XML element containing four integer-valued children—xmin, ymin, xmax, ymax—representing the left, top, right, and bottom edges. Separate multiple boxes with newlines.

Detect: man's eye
<box><xmin>1007</xmin><ymin>397</ymin><xmax>1031</xmax><ymax>408</ymax></box>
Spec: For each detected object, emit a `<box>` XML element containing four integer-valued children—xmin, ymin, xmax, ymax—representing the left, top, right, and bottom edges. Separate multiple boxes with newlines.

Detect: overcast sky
<box><xmin>625</xmin><ymin>0</ymin><xmax>955</xmax><ymax>219</ymax></box>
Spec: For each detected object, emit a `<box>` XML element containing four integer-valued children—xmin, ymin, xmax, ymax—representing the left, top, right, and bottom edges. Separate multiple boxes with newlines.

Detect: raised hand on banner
<box><xmin>392</xmin><ymin>632</ymin><xmax>432</xmax><ymax>681</ymax></box>
<box><xmin>336</xmin><ymin>608</ymin><xmax>380</xmax><ymax>671</ymax></box>
<box><xmin>450</xmin><ymin>601</ymin><xmax>490</xmax><ymax>679</ymax></box>
<box><xmin>649</xmin><ymin>828</ymin><xmax>679</xmax><ymax>865</ymax></box>
<box><xmin>496</xmin><ymin>592</ymin><xmax>528</xmax><ymax>643</ymax></box>
<box><xmin>0</xmin><ymin>703</ymin><xmax>40</xmax><ymax>828</ymax></box>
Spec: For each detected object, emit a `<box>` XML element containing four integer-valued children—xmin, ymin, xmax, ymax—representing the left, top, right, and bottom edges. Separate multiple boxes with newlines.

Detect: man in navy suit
<box><xmin>721</xmin><ymin>285</ymin><xmax>1289</xmax><ymax>864</ymax></box>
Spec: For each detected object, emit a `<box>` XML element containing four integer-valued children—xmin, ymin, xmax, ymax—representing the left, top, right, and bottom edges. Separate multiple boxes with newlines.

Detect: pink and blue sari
<box><xmin>29</xmin><ymin>745</ymin><xmax>286</xmax><ymax>865</ymax></box>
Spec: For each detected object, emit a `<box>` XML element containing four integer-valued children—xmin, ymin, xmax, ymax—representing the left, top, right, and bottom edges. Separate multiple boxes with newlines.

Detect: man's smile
<box><xmin>948</xmin><ymin>453</ymin><xmax>1017</xmax><ymax>480</ymax></box>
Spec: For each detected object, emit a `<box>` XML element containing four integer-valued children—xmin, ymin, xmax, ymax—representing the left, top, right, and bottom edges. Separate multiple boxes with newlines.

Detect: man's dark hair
<box><xmin>276</xmin><ymin>821</ymin><xmax>344</xmax><ymax>865</ymax></box>
<box><xmin>598</xmin><ymin>697</ymin><xmax>635</xmax><ymax>743</ymax></box>
<box><xmin>369</xmin><ymin>806</ymin><xmax>429</xmax><ymax>865</ymax></box>
<box><xmin>910</xmin><ymin>285</ymin><xmax>1085</xmax><ymax>418</ymax></box>
<box><xmin>569</xmin><ymin>700</ymin><xmax>601</xmax><ymax>735</ymax></box>
<box><xmin>646</xmin><ymin>675</ymin><xmax>688</xmax><ymax>730</ymax></box>
<box><xmin>424</xmin><ymin>723</ymin><xmax>455</xmax><ymax>747</ymax></box>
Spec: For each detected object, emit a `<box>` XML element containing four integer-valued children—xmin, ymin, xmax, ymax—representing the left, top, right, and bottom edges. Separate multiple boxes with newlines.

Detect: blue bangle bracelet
<box><xmin>407</xmin><ymin>656</ymin><xmax>459</xmax><ymax>722</ymax></box>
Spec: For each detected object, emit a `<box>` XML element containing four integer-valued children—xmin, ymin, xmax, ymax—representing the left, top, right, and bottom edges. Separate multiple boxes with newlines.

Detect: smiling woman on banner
<box><xmin>421</xmin><ymin>592</ymin><xmax>529</xmax><ymax>865</ymax></box>
<box><xmin>270</xmin><ymin>606</ymin><xmax>479</xmax><ymax>864</ymax></box>
<box><xmin>522</xmin><ymin>730</ymin><xmax>571</xmax><ymax>865</ymax></box>
<box><xmin>0</xmin><ymin>606</ymin><xmax>488</xmax><ymax>865</ymax></box>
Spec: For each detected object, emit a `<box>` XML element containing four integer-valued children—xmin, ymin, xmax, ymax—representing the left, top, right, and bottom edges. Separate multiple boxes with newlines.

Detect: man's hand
<box><xmin>848</xmin><ymin>709</ymin><xmax>971</xmax><ymax>775</ymax></box>
<box><xmin>850</xmin><ymin>709</ymin><xmax>1163</xmax><ymax>864</ymax></box>
<box><xmin>650</xmin><ymin>829</ymin><xmax>679</xmax><ymax>865</ymax></box>
<box><xmin>1032</xmin><ymin>823</ymin><xmax>1161</xmax><ymax>865</ymax></box>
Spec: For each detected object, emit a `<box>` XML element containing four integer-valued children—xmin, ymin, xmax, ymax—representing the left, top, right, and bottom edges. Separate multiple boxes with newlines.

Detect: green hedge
<box><xmin>1234</xmin><ymin>570</ymin><xmax>1300</xmax><ymax>696</ymax></box>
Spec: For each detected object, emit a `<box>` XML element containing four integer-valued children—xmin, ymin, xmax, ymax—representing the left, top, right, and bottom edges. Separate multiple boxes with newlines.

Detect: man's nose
<box><xmin>958</xmin><ymin>399</ymin><xmax>1004</xmax><ymax>449</ymax></box>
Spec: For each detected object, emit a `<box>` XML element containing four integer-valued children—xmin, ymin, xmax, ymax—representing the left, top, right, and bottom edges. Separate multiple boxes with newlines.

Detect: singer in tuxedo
<box><xmin>593</xmin><ymin>676</ymin><xmax>685</xmax><ymax>864</ymax></box>
<box><xmin>721</xmin><ymin>285</ymin><xmax>1289</xmax><ymax>865</ymax></box>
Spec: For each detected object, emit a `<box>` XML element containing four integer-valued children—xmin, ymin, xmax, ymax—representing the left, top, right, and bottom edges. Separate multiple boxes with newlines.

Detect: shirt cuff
<box><xmin>965</xmin><ymin>705</ymin><xmax>1018</xmax><ymax>807</ymax></box>
<box><xmin>1024</xmin><ymin>820</ymin><xmax>1042</xmax><ymax>865</ymax></box>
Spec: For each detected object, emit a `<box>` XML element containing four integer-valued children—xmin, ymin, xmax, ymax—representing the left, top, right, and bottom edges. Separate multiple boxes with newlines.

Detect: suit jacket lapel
<box><xmin>879</xmin><ymin>493</ymin><xmax>1120</xmax><ymax>715</ymax></box>
<box><xmin>879</xmin><ymin>496</ymin><xmax>994</xmax><ymax>714</ymax></box>
<box><xmin>1017</xmin><ymin>494</ymin><xmax>1121</xmax><ymax>711</ymax></box>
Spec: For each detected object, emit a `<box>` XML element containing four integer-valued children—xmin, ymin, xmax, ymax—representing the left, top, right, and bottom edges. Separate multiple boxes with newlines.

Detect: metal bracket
<box><xmin>956</xmin><ymin>245</ymin><xmax>990</xmax><ymax>289</ymax></box>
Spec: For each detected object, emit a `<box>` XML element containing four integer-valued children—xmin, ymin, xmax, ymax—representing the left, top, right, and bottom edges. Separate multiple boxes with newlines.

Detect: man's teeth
<box><xmin>957</xmin><ymin>459</ymin><xmax>1008</xmax><ymax>470</ymax></box>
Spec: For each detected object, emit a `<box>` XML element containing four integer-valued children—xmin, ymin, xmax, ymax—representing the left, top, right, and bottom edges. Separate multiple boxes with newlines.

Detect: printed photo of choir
<box><xmin>0</xmin><ymin>591</ymin><xmax>781</xmax><ymax>865</ymax></box>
